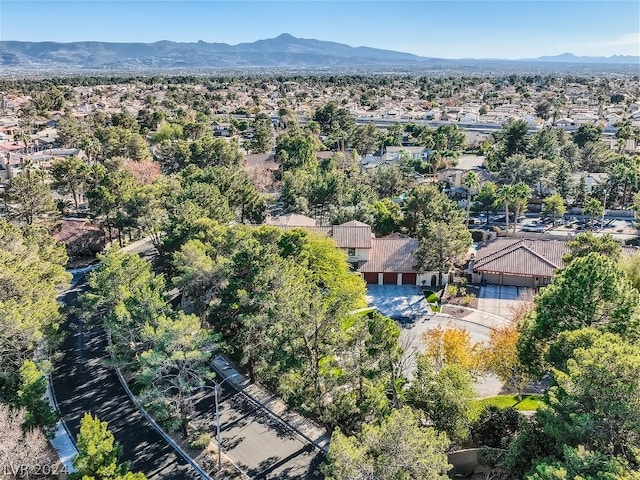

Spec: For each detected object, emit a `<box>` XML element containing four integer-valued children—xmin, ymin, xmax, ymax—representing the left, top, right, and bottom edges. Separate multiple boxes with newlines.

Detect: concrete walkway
<box><xmin>45</xmin><ymin>381</ymin><xmax>77</xmax><ymax>474</ymax></box>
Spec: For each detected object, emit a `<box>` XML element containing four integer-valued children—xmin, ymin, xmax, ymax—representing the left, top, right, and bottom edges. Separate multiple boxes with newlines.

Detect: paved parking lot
<box><xmin>365</xmin><ymin>285</ymin><xmax>431</xmax><ymax>320</ymax></box>
<box><xmin>478</xmin><ymin>284</ymin><xmax>532</xmax><ymax>318</ymax></box>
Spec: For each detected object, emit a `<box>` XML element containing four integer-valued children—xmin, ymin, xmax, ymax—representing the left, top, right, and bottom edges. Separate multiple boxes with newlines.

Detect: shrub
<box><xmin>463</xmin><ymin>293</ymin><xmax>476</xmax><ymax>305</ymax></box>
<box><xmin>189</xmin><ymin>431</ymin><xmax>212</xmax><ymax>450</ymax></box>
<box><xmin>424</xmin><ymin>290</ymin><xmax>439</xmax><ymax>303</ymax></box>
<box><xmin>471</xmin><ymin>230</ymin><xmax>484</xmax><ymax>242</ymax></box>
<box><xmin>470</xmin><ymin>406</ymin><xmax>521</xmax><ymax>449</ymax></box>
<box><xmin>445</xmin><ymin>284</ymin><xmax>459</xmax><ymax>298</ymax></box>
<box><xmin>477</xmin><ymin>446</ymin><xmax>507</xmax><ymax>468</ymax></box>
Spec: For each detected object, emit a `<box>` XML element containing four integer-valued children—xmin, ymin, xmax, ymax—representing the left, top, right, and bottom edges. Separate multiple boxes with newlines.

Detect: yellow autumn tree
<box><xmin>422</xmin><ymin>325</ymin><xmax>480</xmax><ymax>372</ymax></box>
<box><xmin>480</xmin><ymin>323</ymin><xmax>531</xmax><ymax>399</ymax></box>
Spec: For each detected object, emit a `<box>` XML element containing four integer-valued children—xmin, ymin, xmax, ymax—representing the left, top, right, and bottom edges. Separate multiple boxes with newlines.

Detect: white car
<box><xmin>521</xmin><ymin>223</ymin><xmax>546</xmax><ymax>232</ymax></box>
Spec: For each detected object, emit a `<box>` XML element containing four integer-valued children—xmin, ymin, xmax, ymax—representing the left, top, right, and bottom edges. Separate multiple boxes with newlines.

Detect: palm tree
<box><xmin>462</xmin><ymin>171</ymin><xmax>480</xmax><ymax>228</ymax></box>
<box><xmin>584</xmin><ymin>197</ymin><xmax>604</xmax><ymax>230</ymax></box>
<box><xmin>498</xmin><ymin>185</ymin><xmax>515</xmax><ymax>234</ymax></box>
<box><xmin>511</xmin><ymin>182</ymin><xmax>532</xmax><ymax>236</ymax></box>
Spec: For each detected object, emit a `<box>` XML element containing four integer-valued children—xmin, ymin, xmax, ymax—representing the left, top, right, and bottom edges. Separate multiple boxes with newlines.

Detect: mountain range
<box><xmin>0</xmin><ymin>33</ymin><xmax>638</xmax><ymax>72</ymax></box>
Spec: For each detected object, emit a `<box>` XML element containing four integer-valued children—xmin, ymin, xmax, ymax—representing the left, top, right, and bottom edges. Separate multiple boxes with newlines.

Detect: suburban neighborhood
<box><xmin>1</xmin><ymin>2</ymin><xmax>640</xmax><ymax>479</ymax></box>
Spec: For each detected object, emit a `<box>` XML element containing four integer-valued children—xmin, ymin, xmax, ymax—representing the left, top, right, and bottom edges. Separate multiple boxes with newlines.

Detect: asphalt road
<box><xmin>52</xmin><ymin>280</ymin><xmax>200</xmax><ymax>480</ymax></box>
<box><xmin>192</xmin><ymin>386</ymin><xmax>324</xmax><ymax>479</ymax></box>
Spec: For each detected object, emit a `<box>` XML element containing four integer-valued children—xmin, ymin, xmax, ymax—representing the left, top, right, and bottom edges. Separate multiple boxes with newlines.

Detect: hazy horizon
<box><xmin>1</xmin><ymin>1</ymin><xmax>638</xmax><ymax>60</ymax></box>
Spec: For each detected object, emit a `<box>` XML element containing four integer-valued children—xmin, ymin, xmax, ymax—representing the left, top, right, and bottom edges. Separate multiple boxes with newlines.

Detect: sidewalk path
<box><xmin>45</xmin><ymin>381</ymin><xmax>77</xmax><ymax>474</ymax></box>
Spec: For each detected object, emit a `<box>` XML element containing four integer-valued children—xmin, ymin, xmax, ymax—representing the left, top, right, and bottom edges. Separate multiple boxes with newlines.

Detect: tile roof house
<box><xmin>473</xmin><ymin>237</ymin><xmax>640</xmax><ymax>288</ymax></box>
<box><xmin>472</xmin><ymin>238</ymin><xmax>569</xmax><ymax>287</ymax></box>
<box><xmin>265</xmin><ymin>218</ymin><xmax>446</xmax><ymax>287</ymax></box>
<box><xmin>265</xmin><ymin>213</ymin><xmax>318</xmax><ymax>228</ymax></box>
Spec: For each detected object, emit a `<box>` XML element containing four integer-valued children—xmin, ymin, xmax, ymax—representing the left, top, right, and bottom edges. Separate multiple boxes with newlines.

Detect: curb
<box><xmin>107</xmin><ymin>334</ymin><xmax>213</xmax><ymax>480</ymax></box>
<box><xmin>46</xmin><ymin>376</ymin><xmax>78</xmax><ymax>474</ymax></box>
<box><xmin>211</xmin><ymin>356</ymin><xmax>330</xmax><ymax>454</ymax></box>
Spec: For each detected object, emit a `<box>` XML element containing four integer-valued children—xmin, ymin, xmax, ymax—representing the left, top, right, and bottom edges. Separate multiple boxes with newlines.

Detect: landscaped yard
<box><xmin>476</xmin><ymin>394</ymin><xmax>543</xmax><ymax>411</ymax></box>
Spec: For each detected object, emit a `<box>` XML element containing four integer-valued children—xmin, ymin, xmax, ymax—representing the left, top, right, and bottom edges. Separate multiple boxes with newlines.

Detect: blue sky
<box><xmin>1</xmin><ymin>1</ymin><xmax>638</xmax><ymax>59</ymax></box>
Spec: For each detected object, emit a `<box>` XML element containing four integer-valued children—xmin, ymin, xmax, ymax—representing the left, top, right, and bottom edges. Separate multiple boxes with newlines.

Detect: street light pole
<box><xmin>192</xmin><ymin>373</ymin><xmax>242</xmax><ymax>471</ymax></box>
<box><xmin>214</xmin><ymin>383</ymin><xmax>222</xmax><ymax>470</ymax></box>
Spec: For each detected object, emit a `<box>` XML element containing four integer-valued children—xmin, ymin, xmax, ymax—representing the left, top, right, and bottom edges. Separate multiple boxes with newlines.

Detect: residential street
<box><xmin>192</xmin><ymin>388</ymin><xmax>324</xmax><ymax>479</ymax></box>
<box><xmin>52</xmin><ymin>280</ymin><xmax>200</xmax><ymax>480</ymax></box>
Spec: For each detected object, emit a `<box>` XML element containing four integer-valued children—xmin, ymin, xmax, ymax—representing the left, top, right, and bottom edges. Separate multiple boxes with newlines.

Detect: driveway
<box><xmin>366</xmin><ymin>285</ymin><xmax>507</xmax><ymax>398</ymax></box>
<box><xmin>365</xmin><ymin>285</ymin><xmax>431</xmax><ymax>321</ymax></box>
<box><xmin>478</xmin><ymin>284</ymin><xmax>532</xmax><ymax>318</ymax></box>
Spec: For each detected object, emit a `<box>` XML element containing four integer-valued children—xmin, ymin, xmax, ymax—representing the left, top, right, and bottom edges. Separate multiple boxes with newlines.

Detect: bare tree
<box><xmin>0</xmin><ymin>404</ymin><xmax>58</xmax><ymax>479</ymax></box>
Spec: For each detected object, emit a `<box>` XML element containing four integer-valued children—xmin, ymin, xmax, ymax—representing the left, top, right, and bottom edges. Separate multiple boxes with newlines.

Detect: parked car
<box><xmin>521</xmin><ymin>223</ymin><xmax>546</xmax><ymax>232</ymax></box>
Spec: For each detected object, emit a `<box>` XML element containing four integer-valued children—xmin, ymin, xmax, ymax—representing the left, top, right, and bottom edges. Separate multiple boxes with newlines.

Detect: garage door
<box><xmin>503</xmin><ymin>275</ymin><xmax>535</xmax><ymax>287</ymax></box>
<box><xmin>363</xmin><ymin>272</ymin><xmax>378</xmax><ymax>284</ymax></box>
<box><xmin>482</xmin><ymin>273</ymin><xmax>534</xmax><ymax>287</ymax></box>
<box><xmin>383</xmin><ymin>273</ymin><xmax>398</xmax><ymax>285</ymax></box>
<box><xmin>401</xmin><ymin>273</ymin><xmax>417</xmax><ymax>285</ymax></box>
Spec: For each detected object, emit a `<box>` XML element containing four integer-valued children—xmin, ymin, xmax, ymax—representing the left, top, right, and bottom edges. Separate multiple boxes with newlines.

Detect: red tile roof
<box><xmin>474</xmin><ymin>238</ymin><xmax>568</xmax><ymax>278</ymax></box>
<box><xmin>265</xmin><ymin>213</ymin><xmax>317</xmax><ymax>227</ymax></box>
<box><xmin>332</xmin><ymin>221</ymin><xmax>372</xmax><ymax>249</ymax></box>
<box><xmin>359</xmin><ymin>237</ymin><xmax>419</xmax><ymax>273</ymax></box>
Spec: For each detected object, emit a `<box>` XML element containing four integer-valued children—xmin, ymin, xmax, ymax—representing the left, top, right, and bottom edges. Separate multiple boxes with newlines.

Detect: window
<box><xmin>347</xmin><ymin>248</ymin><xmax>356</xmax><ymax>257</ymax></box>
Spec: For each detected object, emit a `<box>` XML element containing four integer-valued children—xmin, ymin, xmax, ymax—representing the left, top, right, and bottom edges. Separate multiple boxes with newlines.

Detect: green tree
<box><xmin>276</xmin><ymin>127</ymin><xmax>323</xmax><ymax>171</ymax></box>
<box><xmin>583</xmin><ymin>197</ymin><xmax>604</xmax><ymax>230</ymax></box>
<box><xmin>488</xmin><ymin>119</ymin><xmax>530</xmax><ymax>171</ymax></box>
<box><xmin>541</xmin><ymin>194</ymin><xmax>566</xmax><ymax>226</ymax></box>
<box><xmin>408</xmin><ymin>354</ymin><xmax>477</xmax><ymax>442</ymax></box>
<box><xmin>50</xmin><ymin>156</ymin><xmax>90</xmax><ymax>209</ymax></box>
<box><xmin>0</xmin><ymin>221</ymin><xmax>70</xmax><ymax>396</ymax></box>
<box><xmin>538</xmin><ymin>338</ymin><xmax>640</xmax><ymax>462</ymax></box>
<box><xmin>620</xmin><ymin>252</ymin><xmax>640</xmax><ymax>292</ymax></box>
<box><xmin>528</xmin><ymin>445</ymin><xmax>640</xmax><ymax>480</ymax></box>
<box><xmin>498</xmin><ymin>184</ymin><xmax>516</xmax><ymax>233</ymax></box>
<box><xmin>563</xmin><ymin>232</ymin><xmax>621</xmax><ymax>265</ymax></box>
<box><xmin>250</xmin><ymin>114</ymin><xmax>275</xmax><ymax>153</ymax></box>
<box><xmin>402</xmin><ymin>184</ymin><xmax>465</xmax><ymax>237</ymax></box>
<box><xmin>555</xmin><ymin>159</ymin><xmax>572</xmax><ymax>201</ymax></box>
<box><xmin>474</xmin><ymin>181</ymin><xmax>499</xmax><ymax>223</ymax></box>
<box><xmin>470</xmin><ymin>406</ymin><xmax>522</xmax><ymax>449</ymax></box>
<box><xmin>81</xmin><ymin>248</ymin><xmax>167</xmax><ymax>363</ymax></box>
<box><xmin>151</xmin><ymin>121</ymin><xmax>183</xmax><ymax>144</ymax></box>
<box><xmin>367</xmin><ymin>164</ymin><xmax>410</xmax><ymax>199</ymax></box>
<box><xmin>385</xmin><ymin>123</ymin><xmax>404</xmax><ymax>147</ymax></box>
<box><xmin>367</xmin><ymin>198</ymin><xmax>403</xmax><ymax>236</ymax></box>
<box><xmin>573</xmin><ymin>123</ymin><xmax>603</xmax><ymax>148</ymax></box>
<box><xmin>518</xmin><ymin>253</ymin><xmax>640</xmax><ymax>374</ymax></box>
<box><xmin>580</xmin><ymin>141</ymin><xmax>614</xmax><ymax>173</ymax></box>
<box><xmin>414</xmin><ymin>221</ymin><xmax>471</xmax><ymax>284</ymax></box>
<box><xmin>56</xmin><ymin>112</ymin><xmax>87</xmax><ymax>147</ymax></box>
<box><xmin>15</xmin><ymin>359</ymin><xmax>58</xmax><ymax>431</ymax></box>
<box><xmin>462</xmin><ymin>171</ymin><xmax>480</xmax><ymax>228</ymax></box>
<box><xmin>4</xmin><ymin>170</ymin><xmax>57</xmax><ymax>225</ymax></box>
<box><xmin>73</xmin><ymin>413</ymin><xmax>146</xmax><ymax>480</ymax></box>
<box><xmin>323</xmin><ymin>407</ymin><xmax>451</xmax><ymax>480</ymax></box>
<box><xmin>511</xmin><ymin>181</ymin><xmax>532</xmax><ymax>235</ymax></box>
<box><xmin>138</xmin><ymin>312</ymin><xmax>217</xmax><ymax>438</ymax></box>
<box><xmin>86</xmin><ymin>167</ymin><xmax>139</xmax><ymax>245</ymax></box>
<box><xmin>350</xmin><ymin>123</ymin><xmax>382</xmax><ymax>155</ymax></box>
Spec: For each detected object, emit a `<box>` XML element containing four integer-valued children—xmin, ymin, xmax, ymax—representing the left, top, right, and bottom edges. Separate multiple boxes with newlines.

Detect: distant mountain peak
<box><xmin>275</xmin><ymin>33</ymin><xmax>296</xmax><ymax>40</ymax></box>
<box><xmin>0</xmin><ymin>35</ymin><xmax>637</xmax><ymax>72</ymax></box>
